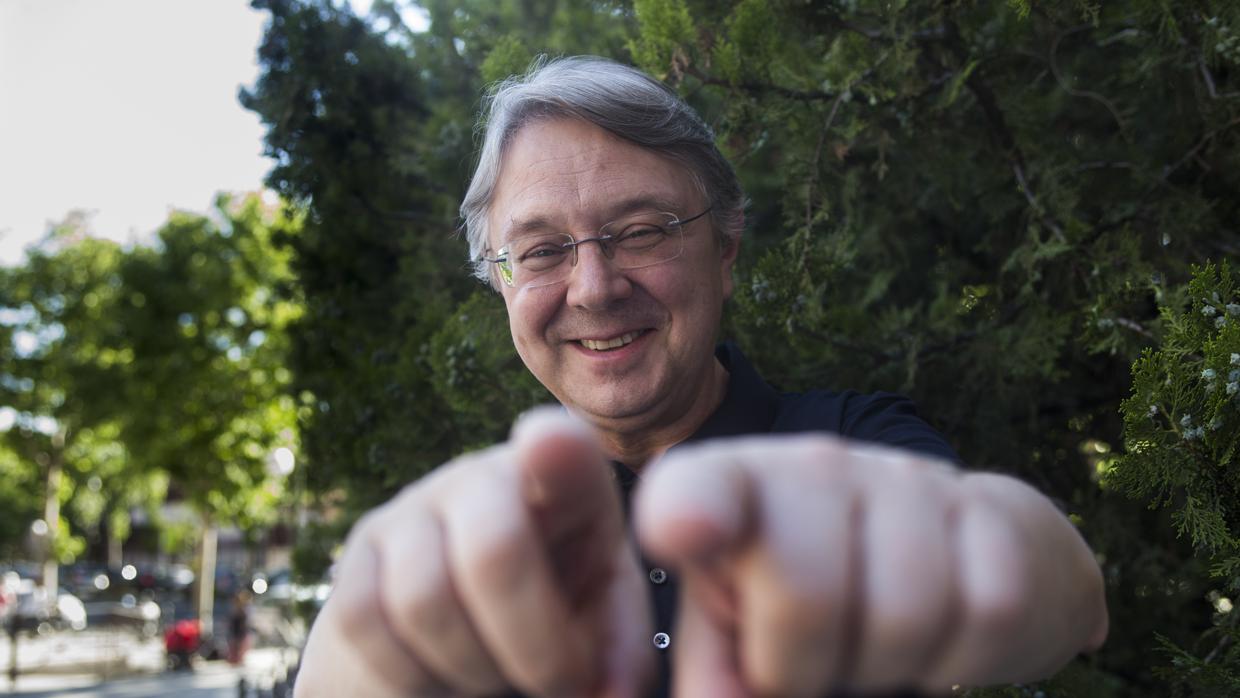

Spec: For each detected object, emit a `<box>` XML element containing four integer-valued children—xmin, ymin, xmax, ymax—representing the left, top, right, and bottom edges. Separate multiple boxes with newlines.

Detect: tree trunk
<box><xmin>41</xmin><ymin>442</ymin><xmax>62</xmax><ymax>602</ymax></box>
<box><xmin>197</xmin><ymin>523</ymin><xmax>218</xmax><ymax>640</ymax></box>
<box><xmin>107</xmin><ymin>526</ymin><xmax>123</xmax><ymax>570</ymax></box>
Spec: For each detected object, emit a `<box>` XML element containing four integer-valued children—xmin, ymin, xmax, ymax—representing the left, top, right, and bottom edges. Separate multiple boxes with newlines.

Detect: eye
<box><xmin>614</xmin><ymin>224</ymin><xmax>668</xmax><ymax>249</ymax></box>
<box><xmin>622</xmin><ymin>225</ymin><xmax>663</xmax><ymax>239</ymax></box>
<box><xmin>518</xmin><ymin>244</ymin><xmax>569</xmax><ymax>261</ymax></box>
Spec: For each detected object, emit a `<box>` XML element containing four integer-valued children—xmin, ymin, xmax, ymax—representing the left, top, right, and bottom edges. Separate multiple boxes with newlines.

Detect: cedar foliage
<box><xmin>241</xmin><ymin>0</ymin><xmax>1240</xmax><ymax>693</ymax></box>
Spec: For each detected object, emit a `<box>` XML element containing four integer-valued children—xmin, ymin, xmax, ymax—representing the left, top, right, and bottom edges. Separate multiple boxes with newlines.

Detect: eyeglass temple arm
<box><xmin>672</xmin><ymin>206</ymin><xmax>712</xmax><ymax>226</ymax></box>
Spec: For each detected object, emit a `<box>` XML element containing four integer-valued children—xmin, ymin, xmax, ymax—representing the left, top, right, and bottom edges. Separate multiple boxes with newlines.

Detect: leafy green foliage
<box><xmin>0</xmin><ymin>441</ymin><xmax>41</xmax><ymax>559</ymax></box>
<box><xmin>427</xmin><ymin>291</ymin><xmax>551</xmax><ymax>452</ymax></box>
<box><xmin>1108</xmin><ymin>263</ymin><xmax>1240</xmax><ymax>695</ymax></box>
<box><xmin>0</xmin><ymin>223</ymin><xmax>137</xmax><ymax>563</ymax></box>
<box><xmin>114</xmin><ymin>194</ymin><xmax>302</xmax><ymax>527</ymax></box>
<box><xmin>1111</xmin><ymin>264</ymin><xmax>1240</xmax><ymax>546</ymax></box>
<box><xmin>0</xmin><ymin>196</ymin><xmax>300</xmax><ymax>565</ymax></box>
<box><xmin>629</xmin><ymin>0</ymin><xmax>696</xmax><ymax>78</ymax></box>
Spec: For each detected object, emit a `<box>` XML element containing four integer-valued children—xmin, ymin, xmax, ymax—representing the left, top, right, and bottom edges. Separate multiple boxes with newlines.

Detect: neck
<box><xmin>593</xmin><ymin>358</ymin><xmax>730</xmax><ymax>469</ymax></box>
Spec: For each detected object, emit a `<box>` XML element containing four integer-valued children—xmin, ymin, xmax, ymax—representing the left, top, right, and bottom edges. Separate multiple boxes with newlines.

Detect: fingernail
<box><xmin>511</xmin><ymin>404</ymin><xmax>593</xmax><ymax>446</ymax></box>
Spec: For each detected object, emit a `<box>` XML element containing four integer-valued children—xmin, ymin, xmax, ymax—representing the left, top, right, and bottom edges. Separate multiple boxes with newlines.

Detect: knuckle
<box><xmin>328</xmin><ymin>571</ymin><xmax>384</xmax><ymax>641</ymax></box>
<box><xmin>460</xmin><ymin>525</ymin><xmax>527</xmax><ymax>582</ymax></box>
<box><xmin>804</xmin><ymin>432</ymin><xmax>848</xmax><ymax>463</ymax></box>
<box><xmin>791</xmin><ymin>435</ymin><xmax>854</xmax><ymax>486</ymax></box>
<box><xmin>965</xmin><ymin>576</ymin><xmax>1030</xmax><ymax>640</ymax></box>
<box><xmin>350</xmin><ymin>508</ymin><xmax>385</xmax><ymax>540</ymax></box>
<box><xmin>384</xmin><ymin>569</ymin><xmax>455</xmax><ymax>636</ymax></box>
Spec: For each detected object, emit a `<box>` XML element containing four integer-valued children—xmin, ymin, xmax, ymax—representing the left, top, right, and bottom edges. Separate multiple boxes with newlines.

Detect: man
<box><xmin>295</xmin><ymin>56</ymin><xmax>1107</xmax><ymax>697</ymax></box>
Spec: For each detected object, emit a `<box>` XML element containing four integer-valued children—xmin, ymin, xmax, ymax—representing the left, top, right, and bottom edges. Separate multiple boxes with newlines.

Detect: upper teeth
<box><xmin>581</xmin><ymin>331</ymin><xmax>640</xmax><ymax>351</ymax></box>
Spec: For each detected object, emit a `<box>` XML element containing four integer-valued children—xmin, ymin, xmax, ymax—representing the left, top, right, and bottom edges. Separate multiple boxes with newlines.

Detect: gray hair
<box><xmin>459</xmin><ymin>55</ymin><xmax>745</xmax><ymax>283</ymax></box>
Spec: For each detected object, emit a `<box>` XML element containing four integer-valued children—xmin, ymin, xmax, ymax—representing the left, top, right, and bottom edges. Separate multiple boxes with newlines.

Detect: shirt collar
<box><xmin>680</xmin><ymin>341</ymin><xmax>780</xmax><ymax>443</ymax></box>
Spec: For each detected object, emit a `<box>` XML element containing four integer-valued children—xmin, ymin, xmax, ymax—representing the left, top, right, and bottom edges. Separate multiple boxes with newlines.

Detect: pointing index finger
<box><xmin>633</xmin><ymin>438</ymin><xmax>764</xmax><ymax>563</ymax></box>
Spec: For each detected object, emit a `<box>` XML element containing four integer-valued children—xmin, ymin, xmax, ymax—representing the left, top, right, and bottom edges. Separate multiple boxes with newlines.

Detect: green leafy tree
<box><xmin>102</xmin><ymin>194</ymin><xmax>303</xmax><ymax>635</ymax></box>
<box><xmin>1110</xmin><ymin>262</ymin><xmax>1240</xmax><ymax>696</ymax></box>
<box><xmin>114</xmin><ymin>195</ymin><xmax>301</xmax><ymax>527</ymax></box>
<box><xmin>0</xmin><ymin>221</ymin><xmax>135</xmax><ymax>588</ymax></box>
<box><xmin>0</xmin><ymin>440</ymin><xmax>42</xmax><ymax>561</ymax></box>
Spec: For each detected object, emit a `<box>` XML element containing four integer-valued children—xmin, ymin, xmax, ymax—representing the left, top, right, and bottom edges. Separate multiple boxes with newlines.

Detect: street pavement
<box><xmin>2</xmin><ymin>629</ymin><xmax>294</xmax><ymax>697</ymax></box>
<box><xmin>1</xmin><ymin>629</ymin><xmax>165</xmax><ymax>682</ymax></box>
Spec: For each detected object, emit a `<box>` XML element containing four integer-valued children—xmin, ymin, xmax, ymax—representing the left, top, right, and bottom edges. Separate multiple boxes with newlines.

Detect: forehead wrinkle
<box><xmin>491</xmin><ymin>119</ymin><xmax>701</xmax><ymax>246</ymax></box>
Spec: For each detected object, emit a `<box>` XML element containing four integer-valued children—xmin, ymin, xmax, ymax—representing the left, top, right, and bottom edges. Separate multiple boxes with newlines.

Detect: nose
<box><xmin>565</xmin><ymin>240</ymin><xmax>632</xmax><ymax>310</ymax></box>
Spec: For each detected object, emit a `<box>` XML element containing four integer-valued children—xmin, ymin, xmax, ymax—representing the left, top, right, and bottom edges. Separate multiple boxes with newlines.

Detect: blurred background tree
<box><xmin>0</xmin><ymin>224</ymin><xmax>135</xmax><ymax>596</ymax></box>
<box><xmin>1</xmin><ymin>195</ymin><xmax>301</xmax><ymax>634</ymax></box>
<box><xmin>110</xmin><ymin>194</ymin><xmax>303</xmax><ymax>634</ymax></box>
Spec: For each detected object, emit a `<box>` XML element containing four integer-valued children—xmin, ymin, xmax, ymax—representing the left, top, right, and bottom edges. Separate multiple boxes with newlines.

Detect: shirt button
<box><xmin>648</xmin><ymin>567</ymin><xmax>667</xmax><ymax>584</ymax></box>
<box><xmin>653</xmin><ymin>632</ymin><xmax>670</xmax><ymax>650</ymax></box>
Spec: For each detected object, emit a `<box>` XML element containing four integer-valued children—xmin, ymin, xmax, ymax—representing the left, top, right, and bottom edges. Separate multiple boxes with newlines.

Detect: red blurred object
<box><xmin>164</xmin><ymin>619</ymin><xmax>201</xmax><ymax>670</ymax></box>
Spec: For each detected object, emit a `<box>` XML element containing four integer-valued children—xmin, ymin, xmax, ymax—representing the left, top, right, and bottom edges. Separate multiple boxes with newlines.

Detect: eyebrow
<box><xmin>500</xmin><ymin>194</ymin><xmax>688</xmax><ymax>243</ymax></box>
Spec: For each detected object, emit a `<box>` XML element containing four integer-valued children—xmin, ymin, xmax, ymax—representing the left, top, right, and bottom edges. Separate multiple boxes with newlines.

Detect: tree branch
<box><xmin>940</xmin><ymin>20</ymin><xmax>1070</xmax><ymax>242</ymax></box>
<box><xmin>804</xmin><ymin>89</ymin><xmax>850</xmax><ymax>234</ymax></box>
<box><xmin>1114</xmin><ymin>317</ymin><xmax>1155</xmax><ymax>340</ymax></box>
<box><xmin>1074</xmin><ymin>160</ymin><xmax>1134</xmax><ymax>173</ymax></box>
<box><xmin>1198</xmin><ymin>47</ymin><xmax>1240</xmax><ymax>100</ymax></box>
<box><xmin>1202</xmin><ymin>608</ymin><xmax>1240</xmax><ymax>665</ymax></box>
<box><xmin>1049</xmin><ymin>25</ymin><xmax>1129</xmax><ymax>138</ymax></box>
<box><xmin>1012</xmin><ymin>161</ymin><xmax>1066</xmax><ymax>241</ymax></box>
<box><xmin>683</xmin><ymin>65</ymin><xmax>842</xmax><ymax>102</ymax></box>
<box><xmin>1160</xmin><ymin>115</ymin><xmax>1240</xmax><ymax>183</ymax></box>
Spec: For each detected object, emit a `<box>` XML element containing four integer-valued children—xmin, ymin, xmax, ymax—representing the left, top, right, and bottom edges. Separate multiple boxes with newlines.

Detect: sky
<box><xmin>0</xmin><ymin>0</ymin><xmax>428</xmax><ymax>267</ymax></box>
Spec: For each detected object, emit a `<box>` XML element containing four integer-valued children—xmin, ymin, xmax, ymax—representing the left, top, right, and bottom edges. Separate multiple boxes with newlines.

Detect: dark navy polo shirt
<box><xmin>610</xmin><ymin>342</ymin><xmax>960</xmax><ymax>698</ymax></box>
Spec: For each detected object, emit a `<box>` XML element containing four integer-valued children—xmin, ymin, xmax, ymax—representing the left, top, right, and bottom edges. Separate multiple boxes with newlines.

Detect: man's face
<box><xmin>487</xmin><ymin>117</ymin><xmax>737</xmax><ymax>431</ymax></box>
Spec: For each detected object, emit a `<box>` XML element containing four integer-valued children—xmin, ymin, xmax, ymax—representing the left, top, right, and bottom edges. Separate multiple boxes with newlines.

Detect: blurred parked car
<box><xmin>12</xmin><ymin>584</ymin><xmax>88</xmax><ymax>633</ymax></box>
<box><xmin>59</xmin><ymin>562</ymin><xmax>163</xmax><ymax>637</ymax></box>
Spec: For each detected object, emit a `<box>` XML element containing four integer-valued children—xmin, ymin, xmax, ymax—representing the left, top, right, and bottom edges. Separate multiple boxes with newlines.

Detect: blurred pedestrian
<box><xmin>227</xmin><ymin>589</ymin><xmax>252</xmax><ymax>665</ymax></box>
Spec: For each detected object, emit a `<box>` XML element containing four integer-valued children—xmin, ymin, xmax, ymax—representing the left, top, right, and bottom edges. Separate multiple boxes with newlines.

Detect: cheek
<box><xmin>505</xmin><ymin>289</ymin><xmax>558</xmax><ymax>351</ymax></box>
<box><xmin>647</xmin><ymin>269</ymin><xmax>719</xmax><ymax>336</ymax></box>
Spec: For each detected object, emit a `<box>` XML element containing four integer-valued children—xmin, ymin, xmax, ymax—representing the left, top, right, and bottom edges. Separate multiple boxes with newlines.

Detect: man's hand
<box><xmin>634</xmin><ymin>434</ymin><xmax>1108</xmax><ymax>697</ymax></box>
<box><xmin>295</xmin><ymin>409</ymin><xmax>653</xmax><ymax>697</ymax></box>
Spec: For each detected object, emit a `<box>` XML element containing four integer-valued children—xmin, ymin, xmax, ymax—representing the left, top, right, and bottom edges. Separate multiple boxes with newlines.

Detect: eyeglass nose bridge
<box><xmin>564</xmin><ymin>233</ymin><xmax>619</xmax><ymax>267</ymax></box>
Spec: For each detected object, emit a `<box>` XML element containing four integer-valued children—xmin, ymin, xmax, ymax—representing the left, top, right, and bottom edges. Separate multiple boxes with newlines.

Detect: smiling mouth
<box><xmin>578</xmin><ymin>330</ymin><xmax>644</xmax><ymax>352</ymax></box>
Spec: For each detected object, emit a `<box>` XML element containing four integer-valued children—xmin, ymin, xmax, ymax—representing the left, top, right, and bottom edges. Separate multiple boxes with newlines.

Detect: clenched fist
<box><xmin>296</xmin><ymin>409</ymin><xmax>653</xmax><ymax>697</ymax></box>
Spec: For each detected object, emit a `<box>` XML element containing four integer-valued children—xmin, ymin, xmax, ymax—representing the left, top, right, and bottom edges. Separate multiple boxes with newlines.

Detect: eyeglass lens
<box><xmin>503</xmin><ymin>212</ymin><xmax>685</xmax><ymax>288</ymax></box>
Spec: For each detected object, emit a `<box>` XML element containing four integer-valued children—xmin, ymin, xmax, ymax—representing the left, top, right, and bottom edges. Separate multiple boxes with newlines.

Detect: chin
<box><xmin>563</xmin><ymin>387</ymin><xmax>659</xmax><ymax>423</ymax></box>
